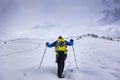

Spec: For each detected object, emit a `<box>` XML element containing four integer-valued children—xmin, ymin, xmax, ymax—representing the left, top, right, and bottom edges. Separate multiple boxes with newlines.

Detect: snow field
<box><xmin>0</xmin><ymin>37</ymin><xmax>120</xmax><ymax>80</ymax></box>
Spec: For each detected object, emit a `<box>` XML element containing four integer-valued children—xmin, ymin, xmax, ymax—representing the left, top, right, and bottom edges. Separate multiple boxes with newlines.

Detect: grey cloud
<box><xmin>0</xmin><ymin>0</ymin><xmax>19</xmax><ymax>30</ymax></box>
<box><xmin>113</xmin><ymin>0</ymin><xmax>120</xmax><ymax>4</ymax></box>
<box><xmin>100</xmin><ymin>8</ymin><xmax>120</xmax><ymax>24</ymax></box>
<box><xmin>32</xmin><ymin>22</ymin><xmax>60</xmax><ymax>30</ymax></box>
<box><xmin>0</xmin><ymin>0</ymin><xmax>116</xmax><ymax>37</ymax></box>
<box><xmin>100</xmin><ymin>0</ymin><xmax>120</xmax><ymax>25</ymax></box>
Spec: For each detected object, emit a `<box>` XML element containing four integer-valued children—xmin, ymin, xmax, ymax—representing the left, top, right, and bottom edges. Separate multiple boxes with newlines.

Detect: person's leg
<box><xmin>57</xmin><ymin>51</ymin><xmax>65</xmax><ymax>78</ymax></box>
<box><xmin>61</xmin><ymin>54</ymin><xmax>67</xmax><ymax>73</ymax></box>
<box><xmin>57</xmin><ymin>62</ymin><xmax>63</xmax><ymax>77</ymax></box>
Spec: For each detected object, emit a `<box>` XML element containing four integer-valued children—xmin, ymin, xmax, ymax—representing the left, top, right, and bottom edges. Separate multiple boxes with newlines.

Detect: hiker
<box><xmin>46</xmin><ymin>36</ymin><xmax>74</xmax><ymax>78</ymax></box>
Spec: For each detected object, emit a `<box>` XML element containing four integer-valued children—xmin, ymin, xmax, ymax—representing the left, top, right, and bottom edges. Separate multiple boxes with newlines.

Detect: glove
<box><xmin>70</xmin><ymin>39</ymin><xmax>74</xmax><ymax>42</ymax></box>
<box><xmin>46</xmin><ymin>42</ymin><xmax>49</xmax><ymax>47</ymax></box>
<box><xmin>70</xmin><ymin>39</ymin><xmax>74</xmax><ymax>45</ymax></box>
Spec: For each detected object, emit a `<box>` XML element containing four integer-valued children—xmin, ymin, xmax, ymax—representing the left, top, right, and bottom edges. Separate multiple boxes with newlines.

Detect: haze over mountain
<box><xmin>0</xmin><ymin>0</ymin><xmax>120</xmax><ymax>38</ymax></box>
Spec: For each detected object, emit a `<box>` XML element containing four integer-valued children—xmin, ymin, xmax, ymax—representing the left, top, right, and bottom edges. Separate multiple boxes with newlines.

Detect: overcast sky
<box><xmin>0</xmin><ymin>0</ymin><xmax>120</xmax><ymax>38</ymax></box>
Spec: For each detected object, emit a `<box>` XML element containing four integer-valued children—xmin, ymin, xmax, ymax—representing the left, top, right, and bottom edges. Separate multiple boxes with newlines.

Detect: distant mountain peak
<box><xmin>99</xmin><ymin>26</ymin><xmax>120</xmax><ymax>37</ymax></box>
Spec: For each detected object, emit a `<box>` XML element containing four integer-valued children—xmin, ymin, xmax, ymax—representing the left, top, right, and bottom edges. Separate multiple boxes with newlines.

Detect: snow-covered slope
<box><xmin>0</xmin><ymin>36</ymin><xmax>120</xmax><ymax>80</ymax></box>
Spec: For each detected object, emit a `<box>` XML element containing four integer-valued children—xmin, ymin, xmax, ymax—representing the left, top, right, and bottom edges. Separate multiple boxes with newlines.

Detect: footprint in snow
<box><xmin>63</xmin><ymin>69</ymin><xmax>75</xmax><ymax>79</ymax></box>
<box><xmin>113</xmin><ymin>68</ymin><xmax>120</xmax><ymax>73</ymax></box>
<box><xmin>98</xmin><ymin>66</ymin><xmax>109</xmax><ymax>70</ymax></box>
<box><xmin>109</xmin><ymin>72</ymin><xmax>120</xmax><ymax>79</ymax></box>
<box><xmin>23</xmin><ymin>72</ymin><xmax>27</xmax><ymax>77</ymax></box>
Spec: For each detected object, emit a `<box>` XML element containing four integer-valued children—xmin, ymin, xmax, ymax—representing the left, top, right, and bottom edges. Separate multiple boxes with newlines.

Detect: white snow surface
<box><xmin>0</xmin><ymin>37</ymin><xmax>120</xmax><ymax>80</ymax></box>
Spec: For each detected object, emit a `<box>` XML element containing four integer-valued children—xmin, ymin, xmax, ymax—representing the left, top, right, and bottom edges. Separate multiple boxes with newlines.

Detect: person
<box><xmin>46</xmin><ymin>36</ymin><xmax>74</xmax><ymax>78</ymax></box>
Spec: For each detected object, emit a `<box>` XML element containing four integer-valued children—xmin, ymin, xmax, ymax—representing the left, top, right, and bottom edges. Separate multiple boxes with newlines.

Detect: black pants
<box><xmin>56</xmin><ymin>51</ymin><xmax>67</xmax><ymax>76</ymax></box>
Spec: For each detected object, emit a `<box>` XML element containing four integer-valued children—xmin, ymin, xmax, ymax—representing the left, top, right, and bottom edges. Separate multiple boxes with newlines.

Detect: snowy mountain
<box><xmin>0</xmin><ymin>35</ymin><xmax>120</xmax><ymax>80</ymax></box>
<box><xmin>110</xmin><ymin>28</ymin><xmax>120</xmax><ymax>36</ymax></box>
<box><xmin>99</xmin><ymin>25</ymin><xmax>120</xmax><ymax>37</ymax></box>
<box><xmin>0</xmin><ymin>32</ymin><xmax>15</xmax><ymax>40</ymax></box>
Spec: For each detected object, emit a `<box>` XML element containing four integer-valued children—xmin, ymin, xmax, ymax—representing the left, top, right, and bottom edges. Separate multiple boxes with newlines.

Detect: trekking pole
<box><xmin>39</xmin><ymin>47</ymin><xmax>47</xmax><ymax>69</ymax></box>
<box><xmin>72</xmin><ymin>45</ymin><xmax>78</xmax><ymax>69</ymax></box>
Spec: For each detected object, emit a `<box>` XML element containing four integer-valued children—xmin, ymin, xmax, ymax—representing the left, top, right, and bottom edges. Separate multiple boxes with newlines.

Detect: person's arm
<box><xmin>65</xmin><ymin>39</ymin><xmax>74</xmax><ymax>46</ymax></box>
<box><xmin>46</xmin><ymin>41</ymin><xmax>57</xmax><ymax>48</ymax></box>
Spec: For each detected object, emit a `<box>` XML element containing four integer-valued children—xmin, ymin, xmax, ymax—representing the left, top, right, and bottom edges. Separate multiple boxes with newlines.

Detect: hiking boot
<box><xmin>58</xmin><ymin>74</ymin><xmax>64</xmax><ymax>78</ymax></box>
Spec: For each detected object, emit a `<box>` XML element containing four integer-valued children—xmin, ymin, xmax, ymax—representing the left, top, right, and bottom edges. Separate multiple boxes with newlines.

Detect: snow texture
<box><xmin>0</xmin><ymin>36</ymin><xmax>120</xmax><ymax>80</ymax></box>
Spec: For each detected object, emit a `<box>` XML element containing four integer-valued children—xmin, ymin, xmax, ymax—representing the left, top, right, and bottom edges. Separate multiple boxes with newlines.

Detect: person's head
<box><xmin>58</xmin><ymin>36</ymin><xmax>64</xmax><ymax>41</ymax></box>
<box><xmin>58</xmin><ymin>36</ymin><xmax>62</xmax><ymax>39</ymax></box>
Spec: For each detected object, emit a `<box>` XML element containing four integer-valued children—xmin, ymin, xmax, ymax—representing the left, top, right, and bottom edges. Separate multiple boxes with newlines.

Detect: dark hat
<box><xmin>58</xmin><ymin>36</ymin><xmax>62</xmax><ymax>39</ymax></box>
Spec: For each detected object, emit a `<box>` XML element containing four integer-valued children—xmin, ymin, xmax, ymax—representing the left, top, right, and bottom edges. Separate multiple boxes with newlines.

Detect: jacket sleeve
<box><xmin>65</xmin><ymin>40</ymin><xmax>74</xmax><ymax>46</ymax></box>
<box><xmin>47</xmin><ymin>41</ymin><xmax>57</xmax><ymax>48</ymax></box>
